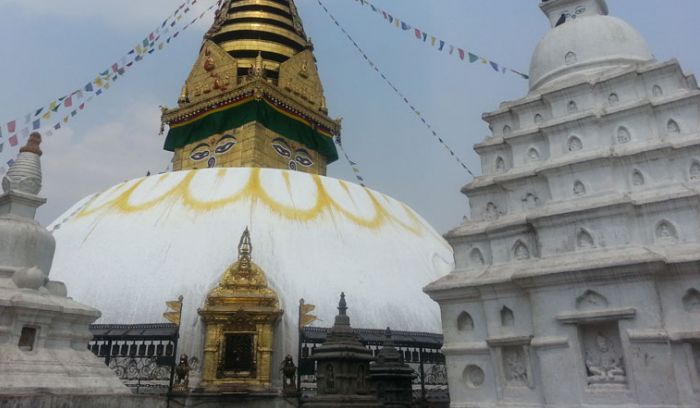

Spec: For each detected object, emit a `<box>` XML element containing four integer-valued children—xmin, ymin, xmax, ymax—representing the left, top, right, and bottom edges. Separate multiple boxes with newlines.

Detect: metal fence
<box><xmin>88</xmin><ymin>323</ymin><xmax>179</xmax><ymax>394</ymax></box>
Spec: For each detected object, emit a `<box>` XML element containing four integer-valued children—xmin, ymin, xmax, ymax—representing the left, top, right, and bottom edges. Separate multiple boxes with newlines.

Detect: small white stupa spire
<box><xmin>2</xmin><ymin>132</ymin><xmax>43</xmax><ymax>196</ymax></box>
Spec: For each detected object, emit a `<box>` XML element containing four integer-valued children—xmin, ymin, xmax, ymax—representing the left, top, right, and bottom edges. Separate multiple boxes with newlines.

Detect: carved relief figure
<box><xmin>457</xmin><ymin>311</ymin><xmax>475</xmax><ymax>332</ymax></box>
<box><xmin>652</xmin><ymin>85</ymin><xmax>663</xmax><ymax>97</ymax></box>
<box><xmin>503</xmin><ymin>125</ymin><xmax>512</xmax><ymax>136</ymax></box>
<box><xmin>608</xmin><ymin>93</ymin><xmax>619</xmax><ymax>106</ymax></box>
<box><xmin>568</xmin><ymin>136</ymin><xmax>583</xmax><ymax>152</ymax></box>
<box><xmin>528</xmin><ymin>147</ymin><xmax>540</xmax><ymax>161</ymax></box>
<box><xmin>502</xmin><ymin>346</ymin><xmax>528</xmax><ymax>386</ymax></box>
<box><xmin>534</xmin><ymin>114</ymin><xmax>544</xmax><ymax>125</ymax></box>
<box><xmin>690</xmin><ymin>161</ymin><xmax>700</xmax><ymax>180</ymax></box>
<box><xmin>573</xmin><ymin>180</ymin><xmax>586</xmax><ymax>196</ymax></box>
<box><xmin>577</xmin><ymin>229</ymin><xmax>595</xmax><ymax>249</ymax></box>
<box><xmin>667</xmin><ymin>119</ymin><xmax>681</xmax><ymax>134</ymax></box>
<box><xmin>501</xmin><ymin>306</ymin><xmax>515</xmax><ymax>327</ymax></box>
<box><xmin>513</xmin><ymin>241</ymin><xmax>530</xmax><ymax>261</ymax></box>
<box><xmin>470</xmin><ymin>248</ymin><xmax>485</xmax><ymax>266</ymax></box>
<box><xmin>280</xmin><ymin>354</ymin><xmax>296</xmax><ymax>392</ymax></box>
<box><xmin>682</xmin><ymin>289</ymin><xmax>700</xmax><ymax>312</ymax></box>
<box><xmin>617</xmin><ymin>127</ymin><xmax>631</xmax><ymax>144</ymax></box>
<box><xmin>655</xmin><ymin>220</ymin><xmax>678</xmax><ymax>242</ymax></box>
<box><xmin>584</xmin><ymin>332</ymin><xmax>626</xmax><ymax>385</ymax></box>
<box><xmin>496</xmin><ymin>157</ymin><xmax>506</xmax><ymax>172</ymax></box>
<box><xmin>568</xmin><ymin>100</ymin><xmax>578</xmax><ymax>113</ymax></box>
<box><xmin>325</xmin><ymin>364</ymin><xmax>335</xmax><ymax>392</ymax></box>
<box><xmin>565</xmin><ymin>51</ymin><xmax>578</xmax><ymax>65</ymax></box>
<box><xmin>632</xmin><ymin>170</ymin><xmax>645</xmax><ymax>186</ymax></box>
<box><xmin>522</xmin><ymin>193</ymin><xmax>539</xmax><ymax>209</ymax></box>
<box><xmin>484</xmin><ymin>202</ymin><xmax>501</xmax><ymax>221</ymax></box>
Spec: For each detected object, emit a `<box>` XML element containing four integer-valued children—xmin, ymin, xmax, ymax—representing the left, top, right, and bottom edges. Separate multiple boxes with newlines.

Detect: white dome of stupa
<box><xmin>49</xmin><ymin>167</ymin><xmax>453</xmax><ymax>362</ymax></box>
<box><xmin>529</xmin><ymin>0</ymin><xmax>653</xmax><ymax>91</ymax></box>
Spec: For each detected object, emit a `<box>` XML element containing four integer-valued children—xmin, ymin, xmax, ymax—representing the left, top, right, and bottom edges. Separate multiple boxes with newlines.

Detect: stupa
<box><xmin>0</xmin><ymin>134</ymin><xmax>128</xmax><ymax>399</ymax></box>
<box><xmin>426</xmin><ymin>1</ymin><xmax>700</xmax><ymax>407</ymax></box>
<box><xmin>49</xmin><ymin>0</ymin><xmax>453</xmax><ymax>392</ymax></box>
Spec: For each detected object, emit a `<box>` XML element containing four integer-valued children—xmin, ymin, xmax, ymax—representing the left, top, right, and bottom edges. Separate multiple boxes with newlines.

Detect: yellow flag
<box><xmin>163</xmin><ymin>296</ymin><xmax>183</xmax><ymax>326</ymax></box>
<box><xmin>299</xmin><ymin>300</ymin><xmax>317</xmax><ymax>328</ymax></box>
<box><xmin>42</xmin><ymin>111</ymin><xmax>51</xmax><ymax>120</ymax></box>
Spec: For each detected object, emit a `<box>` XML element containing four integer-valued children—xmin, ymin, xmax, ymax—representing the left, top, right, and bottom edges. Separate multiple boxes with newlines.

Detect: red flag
<box><xmin>414</xmin><ymin>28</ymin><xmax>421</xmax><ymax>39</ymax></box>
<box><xmin>112</xmin><ymin>63</ymin><xmax>119</xmax><ymax>72</ymax></box>
<box><xmin>7</xmin><ymin>120</ymin><xmax>16</xmax><ymax>133</ymax></box>
<box><xmin>64</xmin><ymin>96</ymin><xmax>73</xmax><ymax>108</ymax></box>
<box><xmin>458</xmin><ymin>48</ymin><xmax>465</xmax><ymax>60</ymax></box>
<box><xmin>9</xmin><ymin>135</ymin><xmax>18</xmax><ymax>146</ymax></box>
<box><xmin>79</xmin><ymin>103</ymin><xmax>85</xmax><ymax>110</ymax></box>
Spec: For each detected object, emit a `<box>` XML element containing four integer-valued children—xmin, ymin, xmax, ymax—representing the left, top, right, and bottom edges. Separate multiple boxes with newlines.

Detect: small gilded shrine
<box><xmin>198</xmin><ymin>228</ymin><xmax>282</xmax><ymax>392</ymax></box>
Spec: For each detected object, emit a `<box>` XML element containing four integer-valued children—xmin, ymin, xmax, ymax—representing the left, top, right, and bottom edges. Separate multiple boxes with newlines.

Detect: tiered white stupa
<box><xmin>0</xmin><ymin>134</ymin><xmax>128</xmax><ymax>397</ymax></box>
<box><xmin>426</xmin><ymin>1</ymin><xmax>700</xmax><ymax>407</ymax></box>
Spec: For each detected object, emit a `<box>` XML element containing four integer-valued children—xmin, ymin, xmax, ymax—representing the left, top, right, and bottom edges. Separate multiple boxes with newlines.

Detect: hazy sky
<box><xmin>0</xmin><ymin>0</ymin><xmax>698</xmax><ymax>233</ymax></box>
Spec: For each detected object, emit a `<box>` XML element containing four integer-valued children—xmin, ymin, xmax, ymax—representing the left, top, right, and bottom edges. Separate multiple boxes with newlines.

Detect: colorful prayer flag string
<box><xmin>350</xmin><ymin>0</ymin><xmax>529</xmax><ymax>80</ymax></box>
<box><xmin>0</xmin><ymin>0</ymin><xmax>218</xmax><ymax>175</ymax></box>
<box><xmin>335</xmin><ymin>138</ymin><xmax>367</xmax><ymax>187</ymax></box>
<box><xmin>317</xmin><ymin>0</ymin><xmax>477</xmax><ymax>178</ymax></box>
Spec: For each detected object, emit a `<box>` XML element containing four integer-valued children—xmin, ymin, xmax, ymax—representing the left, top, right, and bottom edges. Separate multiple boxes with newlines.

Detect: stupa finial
<box><xmin>2</xmin><ymin>132</ymin><xmax>43</xmax><ymax>195</ymax></box>
<box><xmin>338</xmin><ymin>292</ymin><xmax>347</xmax><ymax>316</ymax></box>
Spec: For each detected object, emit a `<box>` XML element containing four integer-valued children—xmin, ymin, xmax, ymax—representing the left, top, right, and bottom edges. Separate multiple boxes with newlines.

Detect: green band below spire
<box><xmin>164</xmin><ymin>99</ymin><xmax>338</xmax><ymax>163</ymax></box>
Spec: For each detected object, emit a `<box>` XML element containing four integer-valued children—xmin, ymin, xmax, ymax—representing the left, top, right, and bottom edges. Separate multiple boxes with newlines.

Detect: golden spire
<box><xmin>205</xmin><ymin>0</ymin><xmax>309</xmax><ymax>78</ymax></box>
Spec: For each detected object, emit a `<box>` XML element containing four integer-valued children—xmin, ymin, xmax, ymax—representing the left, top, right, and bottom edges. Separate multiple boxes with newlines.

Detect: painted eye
<box><xmin>190</xmin><ymin>150</ymin><xmax>209</xmax><ymax>161</ymax></box>
<box><xmin>273</xmin><ymin>143</ymin><xmax>291</xmax><ymax>157</ymax></box>
<box><xmin>215</xmin><ymin>141</ymin><xmax>236</xmax><ymax>154</ymax></box>
<box><xmin>295</xmin><ymin>155</ymin><xmax>313</xmax><ymax>167</ymax></box>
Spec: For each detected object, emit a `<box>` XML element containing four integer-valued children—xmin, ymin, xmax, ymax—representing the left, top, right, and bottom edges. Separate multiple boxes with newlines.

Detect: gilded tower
<box><xmin>161</xmin><ymin>0</ymin><xmax>340</xmax><ymax>175</ymax></box>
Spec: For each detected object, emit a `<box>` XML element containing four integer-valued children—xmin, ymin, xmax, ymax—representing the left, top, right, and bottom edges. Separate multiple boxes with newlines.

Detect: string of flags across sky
<box><xmin>0</xmin><ymin>0</ymin><xmax>220</xmax><ymax>174</ymax></box>
<box><xmin>318</xmin><ymin>0</ymin><xmax>477</xmax><ymax>177</ymax></box>
<box><xmin>350</xmin><ymin>0</ymin><xmax>529</xmax><ymax>80</ymax></box>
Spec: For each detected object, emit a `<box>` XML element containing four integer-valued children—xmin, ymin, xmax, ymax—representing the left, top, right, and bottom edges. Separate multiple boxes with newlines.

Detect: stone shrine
<box><xmin>368</xmin><ymin>328</ymin><xmax>415</xmax><ymax>407</ymax></box>
<box><xmin>0</xmin><ymin>134</ymin><xmax>128</xmax><ymax>397</ymax></box>
<box><xmin>426</xmin><ymin>0</ymin><xmax>700</xmax><ymax>407</ymax></box>
<box><xmin>304</xmin><ymin>293</ymin><xmax>382</xmax><ymax>408</ymax></box>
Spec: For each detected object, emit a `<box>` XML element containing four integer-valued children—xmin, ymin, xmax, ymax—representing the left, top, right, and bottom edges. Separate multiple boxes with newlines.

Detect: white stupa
<box><xmin>426</xmin><ymin>1</ymin><xmax>700</xmax><ymax>407</ymax></box>
<box><xmin>49</xmin><ymin>167</ymin><xmax>454</xmax><ymax>384</ymax></box>
<box><xmin>0</xmin><ymin>133</ymin><xmax>127</xmax><ymax>396</ymax></box>
<box><xmin>48</xmin><ymin>0</ymin><xmax>454</xmax><ymax>391</ymax></box>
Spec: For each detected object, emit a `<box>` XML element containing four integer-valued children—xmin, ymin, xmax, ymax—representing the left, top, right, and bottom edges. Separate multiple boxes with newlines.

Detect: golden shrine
<box><xmin>198</xmin><ymin>228</ymin><xmax>282</xmax><ymax>391</ymax></box>
<box><xmin>161</xmin><ymin>0</ymin><xmax>340</xmax><ymax>176</ymax></box>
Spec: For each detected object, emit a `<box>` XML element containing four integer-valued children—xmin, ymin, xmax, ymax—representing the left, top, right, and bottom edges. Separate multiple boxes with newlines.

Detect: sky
<box><xmin>0</xmin><ymin>0</ymin><xmax>698</xmax><ymax>233</ymax></box>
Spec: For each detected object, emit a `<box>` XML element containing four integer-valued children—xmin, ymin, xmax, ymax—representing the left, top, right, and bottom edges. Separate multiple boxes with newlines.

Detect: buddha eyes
<box><xmin>215</xmin><ymin>141</ymin><xmax>236</xmax><ymax>154</ymax></box>
<box><xmin>190</xmin><ymin>150</ymin><xmax>210</xmax><ymax>161</ymax></box>
<box><xmin>271</xmin><ymin>138</ymin><xmax>314</xmax><ymax>169</ymax></box>
<box><xmin>295</xmin><ymin>154</ymin><xmax>313</xmax><ymax>167</ymax></box>
<box><xmin>272</xmin><ymin>143</ymin><xmax>292</xmax><ymax>158</ymax></box>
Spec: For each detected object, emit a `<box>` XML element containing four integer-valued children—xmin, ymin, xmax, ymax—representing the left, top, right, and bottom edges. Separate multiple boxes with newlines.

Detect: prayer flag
<box><xmin>71</xmin><ymin>110</ymin><xmax>77</xmax><ymax>117</ymax></box>
<box><xmin>438</xmin><ymin>40</ymin><xmax>445</xmax><ymax>51</ymax></box>
<box><xmin>34</xmin><ymin>107</ymin><xmax>43</xmax><ymax>117</ymax></box>
<box><xmin>63</xmin><ymin>116</ymin><xmax>69</xmax><ymax>124</ymax></box>
<box><xmin>481</xmin><ymin>57</ymin><xmax>488</xmax><ymax>64</ymax></box>
<box><xmin>490</xmin><ymin>61</ymin><xmax>499</xmax><ymax>71</ymax></box>
<box><xmin>9</xmin><ymin>135</ymin><xmax>18</xmax><ymax>146</ymax></box>
<box><xmin>79</xmin><ymin>103</ymin><xmax>85</xmax><ymax>110</ymax></box>
<box><xmin>0</xmin><ymin>143</ymin><xmax>3</xmax><ymax>153</ymax></box>
<box><xmin>7</xmin><ymin>159</ymin><xmax>15</xmax><ymax>167</ymax></box>
<box><xmin>42</xmin><ymin>111</ymin><xmax>51</xmax><ymax>120</ymax></box>
<box><xmin>96</xmin><ymin>89</ymin><xmax>103</xmax><ymax>96</ymax></box>
<box><xmin>468</xmin><ymin>53</ymin><xmax>479</xmax><ymax>63</ymax></box>
<box><xmin>142</xmin><ymin>38</ymin><xmax>149</xmax><ymax>47</ymax></box>
<box><xmin>49</xmin><ymin>101</ymin><xmax>59</xmax><ymax>112</ymax></box>
<box><xmin>458</xmin><ymin>49</ymin><xmax>465</xmax><ymax>60</ymax></box>
<box><xmin>7</xmin><ymin>121</ymin><xmax>16</xmax><ymax>133</ymax></box>
<box><xmin>64</xmin><ymin>96</ymin><xmax>72</xmax><ymax>108</ymax></box>
<box><xmin>54</xmin><ymin>123</ymin><xmax>61</xmax><ymax>130</ymax></box>
<box><xmin>431</xmin><ymin>36</ymin><xmax>436</xmax><ymax>46</ymax></box>
<box><xmin>128</xmin><ymin>49</ymin><xmax>135</xmax><ymax>55</ymax></box>
<box><xmin>401</xmin><ymin>21</ymin><xmax>410</xmax><ymax>30</ymax></box>
<box><xmin>85</xmin><ymin>82</ymin><xmax>94</xmax><ymax>92</ymax></box>
<box><xmin>414</xmin><ymin>29</ymin><xmax>421</xmax><ymax>39</ymax></box>
<box><xmin>100</xmin><ymin>70</ymin><xmax>109</xmax><ymax>76</ymax></box>
<box><xmin>449</xmin><ymin>45</ymin><xmax>454</xmax><ymax>55</ymax></box>
<box><xmin>32</xmin><ymin>119</ymin><xmax>40</xmax><ymax>130</ymax></box>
